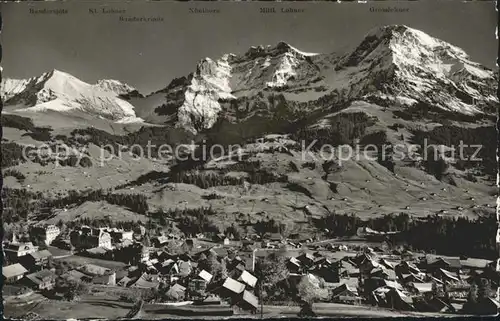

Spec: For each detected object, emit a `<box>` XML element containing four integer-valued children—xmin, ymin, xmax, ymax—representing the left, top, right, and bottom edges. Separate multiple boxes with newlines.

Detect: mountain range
<box><xmin>2</xmin><ymin>25</ymin><xmax>497</xmax><ymax>132</ymax></box>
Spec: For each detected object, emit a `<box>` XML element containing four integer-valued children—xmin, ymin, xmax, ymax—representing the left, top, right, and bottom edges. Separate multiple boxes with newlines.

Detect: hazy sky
<box><xmin>1</xmin><ymin>1</ymin><xmax>497</xmax><ymax>94</ymax></box>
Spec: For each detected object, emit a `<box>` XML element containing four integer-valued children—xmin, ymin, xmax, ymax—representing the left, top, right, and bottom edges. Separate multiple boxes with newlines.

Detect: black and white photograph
<box><xmin>1</xmin><ymin>0</ymin><xmax>499</xmax><ymax>319</ymax></box>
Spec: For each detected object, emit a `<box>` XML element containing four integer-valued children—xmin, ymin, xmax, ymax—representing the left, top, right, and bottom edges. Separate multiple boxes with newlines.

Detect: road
<box><xmin>4</xmin><ymin>292</ymin><xmax>463</xmax><ymax>320</ymax></box>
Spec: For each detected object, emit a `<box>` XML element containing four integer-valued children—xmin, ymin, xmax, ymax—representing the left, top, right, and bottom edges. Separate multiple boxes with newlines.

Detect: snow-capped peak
<box><xmin>342</xmin><ymin>24</ymin><xmax>469</xmax><ymax>68</ymax></box>
<box><xmin>243</xmin><ymin>41</ymin><xmax>318</xmax><ymax>60</ymax></box>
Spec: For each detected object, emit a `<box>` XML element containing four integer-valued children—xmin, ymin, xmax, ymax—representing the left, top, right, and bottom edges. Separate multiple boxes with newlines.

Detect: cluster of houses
<box><xmin>2</xmin><ymin>224</ymin><xmax>261</xmax><ymax>312</ymax></box>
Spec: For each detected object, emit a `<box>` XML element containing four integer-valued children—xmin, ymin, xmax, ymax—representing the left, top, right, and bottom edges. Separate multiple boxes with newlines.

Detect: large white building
<box><xmin>4</xmin><ymin>242</ymin><xmax>39</xmax><ymax>262</ymax></box>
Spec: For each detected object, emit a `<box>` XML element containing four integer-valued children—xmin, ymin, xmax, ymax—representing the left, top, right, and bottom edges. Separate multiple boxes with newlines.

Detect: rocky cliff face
<box><xmin>2</xmin><ymin>69</ymin><xmax>142</xmax><ymax>121</ymax></box>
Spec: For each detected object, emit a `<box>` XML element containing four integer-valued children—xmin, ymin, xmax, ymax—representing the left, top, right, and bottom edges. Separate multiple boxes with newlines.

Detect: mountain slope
<box><xmin>1</xmin><ymin>25</ymin><xmax>497</xmax><ymax>236</ymax></box>
<box><xmin>332</xmin><ymin>25</ymin><xmax>497</xmax><ymax>113</ymax></box>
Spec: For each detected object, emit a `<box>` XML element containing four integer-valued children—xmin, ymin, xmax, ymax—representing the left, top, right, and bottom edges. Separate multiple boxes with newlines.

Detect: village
<box><xmin>3</xmin><ymin>222</ymin><xmax>500</xmax><ymax>319</ymax></box>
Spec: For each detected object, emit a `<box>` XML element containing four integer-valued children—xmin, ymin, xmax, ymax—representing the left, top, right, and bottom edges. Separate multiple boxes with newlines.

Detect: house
<box><xmin>330</xmin><ymin>283</ymin><xmax>358</xmax><ymax>298</ymax></box>
<box><xmin>330</xmin><ymin>284</ymin><xmax>361</xmax><ymax>304</ymax></box>
<box><xmin>289</xmin><ymin>273</ymin><xmax>322</xmax><ymax>291</ymax></box>
<box><xmin>201</xmin><ymin>294</ymin><xmax>222</xmax><ymax>305</ymax></box>
<box><xmin>134</xmin><ymin>225</ymin><xmax>146</xmax><ymax>236</ymax></box>
<box><xmin>108</xmin><ymin>230</ymin><xmax>134</xmax><ymax>243</ymax></box>
<box><xmin>222</xmin><ymin>277</ymin><xmax>246</xmax><ymax>297</ymax></box>
<box><xmin>92</xmin><ymin>272</ymin><xmax>117</xmax><ymax>286</ymax></box>
<box><xmin>371</xmin><ymin>286</ymin><xmax>391</xmax><ymax>306</ymax></box>
<box><xmin>400</xmin><ymin>273</ymin><xmax>425</xmax><ymax>284</ymax></box>
<box><xmin>460</xmin><ymin>258</ymin><xmax>493</xmax><ymax>272</ymax></box>
<box><xmin>157</xmin><ymin>260</ymin><xmax>179</xmax><ymax>275</ymax></box>
<box><xmin>311</xmin><ymin>265</ymin><xmax>340</xmax><ymax>283</ymax></box>
<box><xmin>166</xmin><ymin>283</ymin><xmax>186</xmax><ymax>301</ymax></box>
<box><xmin>359</xmin><ymin>257</ymin><xmax>381</xmax><ymax>276</ymax></box>
<box><xmin>140</xmin><ymin>246</ymin><xmax>150</xmax><ymax>263</ymax></box>
<box><xmin>212</xmin><ymin>247</ymin><xmax>229</xmax><ymax>259</ymax></box>
<box><xmin>410</xmin><ymin>282</ymin><xmax>433</xmax><ymax>295</ymax></box>
<box><xmin>64</xmin><ymin>269</ymin><xmax>91</xmax><ymax>283</ymax></box>
<box><xmin>339</xmin><ymin>260</ymin><xmax>360</xmax><ymax>277</ymax></box>
<box><xmin>3</xmin><ymin>263</ymin><xmax>28</xmax><ymax>283</ymax></box>
<box><xmin>20</xmin><ymin>250</ymin><xmax>53</xmax><ymax>271</ymax></box>
<box><xmin>378</xmin><ymin>258</ymin><xmax>395</xmax><ymax>270</ymax></box>
<box><xmin>228</xmin><ymin>256</ymin><xmax>249</xmax><ymax>273</ymax></box>
<box><xmin>424</xmin><ymin>257</ymin><xmax>461</xmax><ymax>272</ymax></box>
<box><xmin>238</xmin><ymin>270</ymin><xmax>257</xmax><ymax>288</ymax></box>
<box><xmin>471</xmin><ymin>297</ymin><xmax>500</xmax><ymax>315</ymax></box>
<box><xmin>297</xmin><ymin>253</ymin><xmax>315</xmax><ymax>268</ymax></box>
<box><xmin>24</xmin><ymin>269</ymin><xmax>57</xmax><ymax>290</ymax></box>
<box><xmin>395</xmin><ymin>261</ymin><xmax>421</xmax><ymax>277</ymax></box>
<box><xmin>4</xmin><ymin>242</ymin><xmax>38</xmax><ymax>262</ymax></box>
<box><xmin>434</xmin><ymin>268</ymin><xmax>460</xmax><ymax>283</ymax></box>
<box><xmin>287</xmin><ymin>257</ymin><xmax>302</xmax><ymax>274</ymax></box>
<box><xmin>214</xmin><ymin>233</ymin><xmax>226</xmax><ymax>242</ymax></box>
<box><xmin>30</xmin><ymin>225</ymin><xmax>60</xmax><ymax>246</ymax></box>
<box><xmin>364</xmin><ymin>277</ymin><xmax>402</xmax><ymax>294</ymax></box>
<box><xmin>198</xmin><ymin>269</ymin><xmax>213</xmax><ymax>283</ymax></box>
<box><xmin>370</xmin><ymin>266</ymin><xmax>397</xmax><ymax>281</ymax></box>
<box><xmin>385</xmin><ymin>288</ymin><xmax>414</xmax><ymax>311</ymax></box>
<box><xmin>177</xmin><ymin>260</ymin><xmax>192</xmax><ymax>277</ymax></box>
<box><xmin>80</xmin><ymin>263</ymin><xmax>111</xmax><ymax>276</ymax></box>
<box><xmin>241</xmin><ymin>240</ymin><xmax>257</xmax><ymax>251</ymax></box>
<box><xmin>313</xmin><ymin>256</ymin><xmax>332</xmax><ymax>268</ymax></box>
<box><xmin>70</xmin><ymin>229</ymin><xmax>112</xmax><ymax>250</ymax></box>
<box><xmin>151</xmin><ymin>235</ymin><xmax>168</xmax><ymax>248</ymax></box>
<box><xmin>184</xmin><ymin>238</ymin><xmax>195</xmax><ymax>249</ymax></box>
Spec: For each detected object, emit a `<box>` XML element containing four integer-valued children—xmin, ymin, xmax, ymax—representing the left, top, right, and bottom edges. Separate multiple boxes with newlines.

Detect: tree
<box><xmin>463</xmin><ymin>282</ymin><xmax>478</xmax><ymax>313</ymax></box>
<box><xmin>143</xmin><ymin>232</ymin><xmax>151</xmax><ymax>247</ymax></box>
<box><xmin>63</xmin><ymin>280</ymin><xmax>90</xmax><ymax>301</ymax></box>
<box><xmin>296</xmin><ymin>276</ymin><xmax>327</xmax><ymax>316</ymax></box>
<box><xmin>424</xmin><ymin>146</ymin><xmax>448</xmax><ymax>180</ymax></box>
<box><xmin>477</xmin><ymin>278</ymin><xmax>494</xmax><ymax>300</ymax></box>
<box><xmin>225</xmin><ymin>224</ymin><xmax>242</xmax><ymax>240</ymax></box>
<box><xmin>220</xmin><ymin>258</ymin><xmax>229</xmax><ymax>280</ymax></box>
<box><xmin>378</xmin><ymin>144</ymin><xmax>395</xmax><ymax>173</ymax></box>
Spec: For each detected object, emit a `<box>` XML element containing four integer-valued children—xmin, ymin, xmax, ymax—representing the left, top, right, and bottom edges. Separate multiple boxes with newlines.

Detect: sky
<box><xmin>1</xmin><ymin>1</ymin><xmax>497</xmax><ymax>94</ymax></box>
